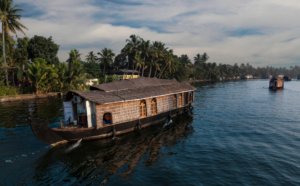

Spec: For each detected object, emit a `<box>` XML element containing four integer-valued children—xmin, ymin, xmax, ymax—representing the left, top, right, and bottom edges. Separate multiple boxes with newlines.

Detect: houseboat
<box><xmin>283</xmin><ymin>75</ymin><xmax>291</xmax><ymax>81</ymax></box>
<box><xmin>269</xmin><ymin>77</ymin><xmax>284</xmax><ymax>89</ymax></box>
<box><xmin>29</xmin><ymin>77</ymin><xmax>197</xmax><ymax>146</ymax></box>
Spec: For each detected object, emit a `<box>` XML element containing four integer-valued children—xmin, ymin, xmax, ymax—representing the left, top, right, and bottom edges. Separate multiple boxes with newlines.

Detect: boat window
<box><xmin>173</xmin><ymin>95</ymin><xmax>177</xmax><ymax>108</ymax></box>
<box><xmin>151</xmin><ymin>99</ymin><xmax>157</xmax><ymax>115</ymax></box>
<box><xmin>103</xmin><ymin>113</ymin><xmax>112</xmax><ymax>124</ymax></box>
<box><xmin>179</xmin><ymin>94</ymin><xmax>182</xmax><ymax>107</ymax></box>
<box><xmin>140</xmin><ymin>100</ymin><xmax>147</xmax><ymax>118</ymax></box>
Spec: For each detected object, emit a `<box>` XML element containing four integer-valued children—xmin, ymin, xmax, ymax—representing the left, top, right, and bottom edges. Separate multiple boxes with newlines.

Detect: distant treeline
<box><xmin>2</xmin><ymin>34</ymin><xmax>300</xmax><ymax>92</ymax></box>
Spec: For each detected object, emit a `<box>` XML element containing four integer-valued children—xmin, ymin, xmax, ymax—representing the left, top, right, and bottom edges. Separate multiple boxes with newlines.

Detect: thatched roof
<box><xmin>270</xmin><ymin>77</ymin><xmax>283</xmax><ymax>82</ymax></box>
<box><xmin>68</xmin><ymin>77</ymin><xmax>196</xmax><ymax>105</ymax></box>
<box><xmin>90</xmin><ymin>77</ymin><xmax>178</xmax><ymax>92</ymax></box>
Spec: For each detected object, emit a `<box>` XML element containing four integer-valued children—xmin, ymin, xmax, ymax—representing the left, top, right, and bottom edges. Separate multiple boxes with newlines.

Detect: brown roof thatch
<box><xmin>90</xmin><ymin>77</ymin><xmax>178</xmax><ymax>92</ymax></box>
<box><xmin>270</xmin><ymin>77</ymin><xmax>283</xmax><ymax>82</ymax></box>
<box><xmin>68</xmin><ymin>77</ymin><xmax>196</xmax><ymax>105</ymax></box>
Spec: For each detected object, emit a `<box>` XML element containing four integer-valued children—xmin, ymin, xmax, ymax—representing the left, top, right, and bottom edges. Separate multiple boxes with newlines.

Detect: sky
<box><xmin>14</xmin><ymin>0</ymin><xmax>300</xmax><ymax>67</ymax></box>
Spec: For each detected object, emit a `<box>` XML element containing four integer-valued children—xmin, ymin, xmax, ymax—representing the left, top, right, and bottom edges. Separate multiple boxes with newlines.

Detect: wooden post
<box><xmin>60</xmin><ymin>120</ymin><xmax>64</xmax><ymax>128</ymax></box>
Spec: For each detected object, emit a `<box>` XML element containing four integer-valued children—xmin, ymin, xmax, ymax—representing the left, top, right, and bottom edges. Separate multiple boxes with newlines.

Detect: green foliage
<box><xmin>27</xmin><ymin>36</ymin><xmax>60</xmax><ymax>65</ymax></box>
<box><xmin>97</xmin><ymin>48</ymin><xmax>115</xmax><ymax>76</ymax></box>
<box><xmin>64</xmin><ymin>60</ymin><xmax>87</xmax><ymax>91</ymax></box>
<box><xmin>16</xmin><ymin>37</ymin><xmax>29</xmax><ymax>69</ymax></box>
<box><xmin>98</xmin><ymin>74</ymin><xmax>119</xmax><ymax>84</ymax></box>
<box><xmin>81</xmin><ymin>61</ymin><xmax>102</xmax><ymax>78</ymax></box>
<box><xmin>85</xmin><ymin>51</ymin><xmax>97</xmax><ymax>63</ymax></box>
<box><xmin>26</xmin><ymin>58</ymin><xmax>58</xmax><ymax>94</ymax></box>
<box><xmin>67</xmin><ymin>49</ymin><xmax>81</xmax><ymax>68</ymax></box>
<box><xmin>0</xmin><ymin>86</ymin><xmax>20</xmax><ymax>96</ymax></box>
<box><xmin>50</xmin><ymin>51</ymin><xmax>88</xmax><ymax>93</ymax></box>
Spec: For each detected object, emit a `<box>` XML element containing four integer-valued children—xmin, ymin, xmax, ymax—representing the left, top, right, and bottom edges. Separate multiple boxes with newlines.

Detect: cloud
<box><xmin>13</xmin><ymin>0</ymin><xmax>300</xmax><ymax>67</ymax></box>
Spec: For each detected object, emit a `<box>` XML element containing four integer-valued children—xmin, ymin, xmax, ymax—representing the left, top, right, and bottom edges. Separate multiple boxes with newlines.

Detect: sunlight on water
<box><xmin>65</xmin><ymin>139</ymin><xmax>82</xmax><ymax>152</ymax></box>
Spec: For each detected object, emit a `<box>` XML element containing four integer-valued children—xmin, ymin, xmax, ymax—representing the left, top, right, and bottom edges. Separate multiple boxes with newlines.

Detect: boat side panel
<box><xmin>52</xmin><ymin>106</ymin><xmax>189</xmax><ymax>141</ymax></box>
<box><xmin>95</xmin><ymin>93</ymin><xmax>191</xmax><ymax>129</ymax></box>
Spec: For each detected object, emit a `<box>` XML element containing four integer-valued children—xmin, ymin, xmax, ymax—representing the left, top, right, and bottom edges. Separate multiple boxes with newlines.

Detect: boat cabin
<box><xmin>269</xmin><ymin>77</ymin><xmax>284</xmax><ymax>89</ymax></box>
<box><xmin>63</xmin><ymin>77</ymin><xmax>196</xmax><ymax>129</ymax></box>
<box><xmin>283</xmin><ymin>75</ymin><xmax>291</xmax><ymax>81</ymax></box>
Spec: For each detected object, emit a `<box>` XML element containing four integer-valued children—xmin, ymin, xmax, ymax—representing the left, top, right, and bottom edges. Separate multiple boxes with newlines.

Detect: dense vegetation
<box><xmin>85</xmin><ymin>34</ymin><xmax>300</xmax><ymax>81</ymax></box>
<box><xmin>1</xmin><ymin>0</ymin><xmax>300</xmax><ymax>96</ymax></box>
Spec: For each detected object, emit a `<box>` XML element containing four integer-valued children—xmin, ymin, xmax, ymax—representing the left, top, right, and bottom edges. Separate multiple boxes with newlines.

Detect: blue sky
<box><xmin>14</xmin><ymin>0</ymin><xmax>300</xmax><ymax>67</ymax></box>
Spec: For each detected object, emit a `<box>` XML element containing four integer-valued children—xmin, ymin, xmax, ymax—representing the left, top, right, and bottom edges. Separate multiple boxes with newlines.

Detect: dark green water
<box><xmin>1</xmin><ymin>80</ymin><xmax>300</xmax><ymax>185</ymax></box>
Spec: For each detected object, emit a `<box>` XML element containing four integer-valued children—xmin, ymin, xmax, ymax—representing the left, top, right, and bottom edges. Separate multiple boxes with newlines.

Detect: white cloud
<box><xmin>14</xmin><ymin>0</ymin><xmax>300</xmax><ymax>66</ymax></box>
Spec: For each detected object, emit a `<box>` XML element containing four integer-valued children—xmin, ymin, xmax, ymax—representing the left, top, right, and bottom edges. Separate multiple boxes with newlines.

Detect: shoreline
<box><xmin>0</xmin><ymin>92</ymin><xmax>62</xmax><ymax>103</ymax></box>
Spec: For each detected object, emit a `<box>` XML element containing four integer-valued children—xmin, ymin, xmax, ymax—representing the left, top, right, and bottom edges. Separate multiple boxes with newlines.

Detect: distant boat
<box><xmin>283</xmin><ymin>75</ymin><xmax>291</xmax><ymax>81</ymax></box>
<box><xmin>269</xmin><ymin>77</ymin><xmax>284</xmax><ymax>89</ymax></box>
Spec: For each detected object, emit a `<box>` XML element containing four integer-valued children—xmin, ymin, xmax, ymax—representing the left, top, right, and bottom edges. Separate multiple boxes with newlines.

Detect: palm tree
<box><xmin>121</xmin><ymin>35</ymin><xmax>141</xmax><ymax>74</ymax></box>
<box><xmin>65</xmin><ymin>60</ymin><xmax>87</xmax><ymax>91</ymax></box>
<box><xmin>0</xmin><ymin>0</ymin><xmax>28</xmax><ymax>85</ymax></box>
<box><xmin>54</xmin><ymin>62</ymin><xmax>67</xmax><ymax>90</ymax></box>
<box><xmin>153</xmin><ymin>60</ymin><xmax>161</xmax><ymax>77</ymax></box>
<box><xmin>147</xmin><ymin>43</ymin><xmax>164</xmax><ymax>78</ymax></box>
<box><xmin>73</xmin><ymin>49</ymin><xmax>81</xmax><ymax>60</ymax></box>
<box><xmin>85</xmin><ymin>51</ymin><xmax>97</xmax><ymax>63</ymax></box>
<box><xmin>139</xmin><ymin>39</ymin><xmax>151</xmax><ymax>77</ymax></box>
<box><xmin>194</xmin><ymin>53</ymin><xmax>201</xmax><ymax>66</ymax></box>
<box><xmin>26</xmin><ymin>58</ymin><xmax>58</xmax><ymax>94</ymax></box>
<box><xmin>158</xmin><ymin>50</ymin><xmax>176</xmax><ymax>78</ymax></box>
<box><xmin>206</xmin><ymin>62</ymin><xmax>217</xmax><ymax>79</ymax></box>
<box><xmin>179</xmin><ymin>54</ymin><xmax>192</xmax><ymax>69</ymax></box>
<box><xmin>6</xmin><ymin>39</ymin><xmax>17</xmax><ymax>86</ymax></box>
<box><xmin>66</xmin><ymin>49</ymin><xmax>81</xmax><ymax>67</ymax></box>
<box><xmin>201</xmin><ymin>52</ymin><xmax>209</xmax><ymax>63</ymax></box>
<box><xmin>131</xmin><ymin>53</ymin><xmax>142</xmax><ymax>78</ymax></box>
<box><xmin>97</xmin><ymin>48</ymin><xmax>115</xmax><ymax>76</ymax></box>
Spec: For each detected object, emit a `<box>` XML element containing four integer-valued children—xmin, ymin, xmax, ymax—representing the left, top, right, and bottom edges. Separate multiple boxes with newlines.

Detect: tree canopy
<box><xmin>27</xmin><ymin>35</ymin><xmax>60</xmax><ymax>65</ymax></box>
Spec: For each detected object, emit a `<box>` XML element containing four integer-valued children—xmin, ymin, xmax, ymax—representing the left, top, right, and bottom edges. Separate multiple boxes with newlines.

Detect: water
<box><xmin>1</xmin><ymin>80</ymin><xmax>300</xmax><ymax>185</ymax></box>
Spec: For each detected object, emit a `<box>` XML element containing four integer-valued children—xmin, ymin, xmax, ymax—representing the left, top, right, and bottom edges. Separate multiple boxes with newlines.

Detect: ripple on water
<box><xmin>1</xmin><ymin>80</ymin><xmax>300</xmax><ymax>185</ymax></box>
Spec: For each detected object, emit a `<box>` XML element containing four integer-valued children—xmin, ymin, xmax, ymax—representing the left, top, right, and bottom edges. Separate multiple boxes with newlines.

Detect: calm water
<box><xmin>1</xmin><ymin>80</ymin><xmax>300</xmax><ymax>185</ymax></box>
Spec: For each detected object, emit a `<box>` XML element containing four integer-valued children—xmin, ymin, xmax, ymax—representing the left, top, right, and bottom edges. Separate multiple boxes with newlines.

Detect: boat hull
<box><xmin>29</xmin><ymin>104</ymin><xmax>193</xmax><ymax>146</ymax></box>
<box><xmin>269</xmin><ymin>86</ymin><xmax>283</xmax><ymax>90</ymax></box>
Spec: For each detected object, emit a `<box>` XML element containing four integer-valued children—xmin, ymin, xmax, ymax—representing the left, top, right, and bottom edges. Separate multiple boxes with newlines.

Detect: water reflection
<box><xmin>33</xmin><ymin>114</ymin><xmax>194</xmax><ymax>185</ymax></box>
<box><xmin>0</xmin><ymin>97</ymin><xmax>64</xmax><ymax>128</ymax></box>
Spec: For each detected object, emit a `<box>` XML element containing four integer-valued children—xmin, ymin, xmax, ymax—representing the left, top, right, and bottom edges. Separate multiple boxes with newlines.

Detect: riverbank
<box><xmin>0</xmin><ymin>92</ymin><xmax>62</xmax><ymax>102</ymax></box>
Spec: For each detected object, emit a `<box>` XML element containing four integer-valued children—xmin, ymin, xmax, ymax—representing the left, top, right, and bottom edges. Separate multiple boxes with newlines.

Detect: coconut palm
<box><xmin>157</xmin><ymin>50</ymin><xmax>176</xmax><ymax>78</ymax></box>
<box><xmin>194</xmin><ymin>53</ymin><xmax>202</xmax><ymax>66</ymax></box>
<box><xmin>139</xmin><ymin>39</ymin><xmax>151</xmax><ymax>77</ymax></box>
<box><xmin>65</xmin><ymin>60</ymin><xmax>87</xmax><ymax>91</ymax></box>
<box><xmin>54</xmin><ymin>62</ymin><xmax>68</xmax><ymax>92</ymax></box>
<box><xmin>85</xmin><ymin>51</ymin><xmax>97</xmax><ymax>63</ymax></box>
<box><xmin>0</xmin><ymin>0</ymin><xmax>27</xmax><ymax>85</ymax></box>
<box><xmin>153</xmin><ymin>60</ymin><xmax>161</xmax><ymax>77</ymax></box>
<box><xmin>201</xmin><ymin>52</ymin><xmax>209</xmax><ymax>63</ymax></box>
<box><xmin>97</xmin><ymin>48</ymin><xmax>115</xmax><ymax>76</ymax></box>
<box><xmin>206</xmin><ymin>62</ymin><xmax>217</xmax><ymax>79</ymax></box>
<box><xmin>179</xmin><ymin>54</ymin><xmax>192</xmax><ymax>69</ymax></box>
<box><xmin>67</xmin><ymin>49</ymin><xmax>81</xmax><ymax>67</ymax></box>
<box><xmin>147</xmin><ymin>43</ymin><xmax>164</xmax><ymax>78</ymax></box>
<box><xmin>131</xmin><ymin>53</ymin><xmax>142</xmax><ymax>78</ymax></box>
<box><xmin>121</xmin><ymin>35</ymin><xmax>141</xmax><ymax>74</ymax></box>
<box><xmin>26</xmin><ymin>58</ymin><xmax>58</xmax><ymax>94</ymax></box>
